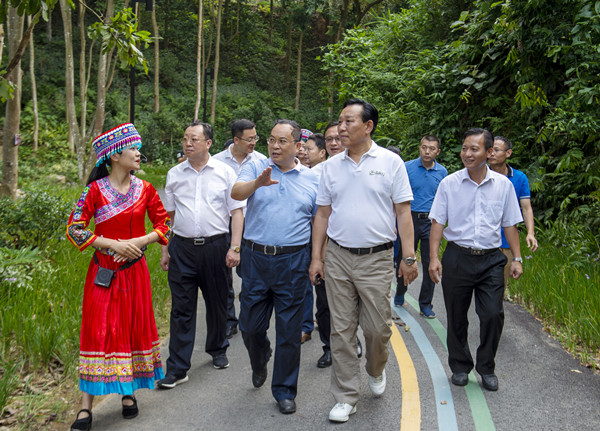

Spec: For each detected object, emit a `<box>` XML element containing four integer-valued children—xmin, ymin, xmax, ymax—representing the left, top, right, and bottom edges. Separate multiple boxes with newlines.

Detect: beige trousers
<box><xmin>324</xmin><ymin>240</ymin><xmax>394</xmax><ymax>405</ymax></box>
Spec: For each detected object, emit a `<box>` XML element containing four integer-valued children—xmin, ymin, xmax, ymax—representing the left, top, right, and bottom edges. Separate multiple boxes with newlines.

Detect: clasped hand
<box><xmin>112</xmin><ymin>238</ymin><xmax>144</xmax><ymax>263</ymax></box>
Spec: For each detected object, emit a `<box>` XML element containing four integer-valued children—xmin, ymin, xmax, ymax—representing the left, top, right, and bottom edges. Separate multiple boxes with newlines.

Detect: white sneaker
<box><xmin>369</xmin><ymin>369</ymin><xmax>386</xmax><ymax>396</ymax></box>
<box><xmin>329</xmin><ymin>402</ymin><xmax>357</xmax><ymax>422</ymax></box>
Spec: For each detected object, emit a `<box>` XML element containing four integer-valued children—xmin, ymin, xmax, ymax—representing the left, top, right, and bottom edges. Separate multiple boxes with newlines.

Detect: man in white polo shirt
<box><xmin>429</xmin><ymin>128</ymin><xmax>523</xmax><ymax>392</ymax></box>
<box><xmin>214</xmin><ymin>119</ymin><xmax>267</xmax><ymax>339</ymax></box>
<box><xmin>158</xmin><ymin>121</ymin><xmax>245</xmax><ymax>389</ymax></box>
<box><xmin>309</xmin><ymin>99</ymin><xmax>418</xmax><ymax>423</ymax></box>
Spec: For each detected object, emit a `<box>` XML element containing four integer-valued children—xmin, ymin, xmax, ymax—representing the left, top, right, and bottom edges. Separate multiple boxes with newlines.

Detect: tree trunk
<box><xmin>28</xmin><ymin>16</ymin><xmax>39</xmax><ymax>152</ymax></box>
<box><xmin>294</xmin><ymin>30</ymin><xmax>303</xmax><ymax>111</ymax></box>
<box><xmin>268</xmin><ymin>0</ymin><xmax>273</xmax><ymax>45</ymax></box>
<box><xmin>152</xmin><ymin>5</ymin><xmax>160</xmax><ymax>113</ymax></box>
<box><xmin>60</xmin><ymin>0</ymin><xmax>79</xmax><ymax>154</ymax></box>
<box><xmin>0</xmin><ymin>25</ymin><xmax>4</xmax><ymax>65</ymax></box>
<box><xmin>1</xmin><ymin>6</ymin><xmax>25</xmax><ymax>198</ymax></box>
<box><xmin>210</xmin><ymin>0</ymin><xmax>223</xmax><ymax>124</ymax></box>
<box><xmin>46</xmin><ymin>8</ymin><xmax>52</xmax><ymax>41</ymax></box>
<box><xmin>194</xmin><ymin>0</ymin><xmax>204</xmax><ymax>120</ymax></box>
<box><xmin>79</xmin><ymin>1</ymin><xmax>87</xmax><ymax>138</ymax></box>
<box><xmin>77</xmin><ymin>0</ymin><xmax>115</xmax><ymax>183</ymax></box>
<box><xmin>284</xmin><ymin>25</ymin><xmax>292</xmax><ymax>89</ymax></box>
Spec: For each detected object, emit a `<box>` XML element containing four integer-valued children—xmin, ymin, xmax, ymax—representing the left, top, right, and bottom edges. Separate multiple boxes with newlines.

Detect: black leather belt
<box><xmin>412</xmin><ymin>212</ymin><xmax>430</xmax><ymax>219</ymax></box>
<box><xmin>175</xmin><ymin>233</ymin><xmax>227</xmax><ymax>246</ymax></box>
<box><xmin>448</xmin><ymin>241</ymin><xmax>498</xmax><ymax>256</ymax></box>
<box><xmin>246</xmin><ymin>240</ymin><xmax>307</xmax><ymax>256</ymax></box>
<box><xmin>329</xmin><ymin>238</ymin><xmax>393</xmax><ymax>256</ymax></box>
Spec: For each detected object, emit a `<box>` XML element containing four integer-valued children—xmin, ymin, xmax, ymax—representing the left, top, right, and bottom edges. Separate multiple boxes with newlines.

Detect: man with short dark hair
<box><xmin>214</xmin><ymin>119</ymin><xmax>267</xmax><ymax>339</ymax></box>
<box><xmin>429</xmin><ymin>128</ymin><xmax>523</xmax><ymax>392</ymax></box>
<box><xmin>231</xmin><ymin>119</ymin><xmax>319</xmax><ymax>415</ymax></box>
<box><xmin>158</xmin><ymin>121</ymin><xmax>245</xmax><ymax>389</ymax></box>
<box><xmin>488</xmin><ymin>135</ymin><xmax>538</xmax><ymax>288</ymax></box>
<box><xmin>394</xmin><ymin>135</ymin><xmax>447</xmax><ymax>319</ymax></box>
<box><xmin>323</xmin><ymin>121</ymin><xmax>342</xmax><ymax>156</ymax></box>
<box><xmin>310</xmin><ymin>99</ymin><xmax>417</xmax><ymax>423</ymax></box>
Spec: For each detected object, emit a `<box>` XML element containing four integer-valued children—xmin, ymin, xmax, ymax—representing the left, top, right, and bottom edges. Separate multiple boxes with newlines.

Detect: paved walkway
<box><xmin>88</xmin><ymin>265</ymin><xmax>600</xmax><ymax>430</ymax></box>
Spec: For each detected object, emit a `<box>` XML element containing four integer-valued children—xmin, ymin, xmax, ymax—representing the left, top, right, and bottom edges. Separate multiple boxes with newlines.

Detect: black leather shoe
<box><xmin>252</xmin><ymin>365</ymin><xmax>268</xmax><ymax>388</ymax></box>
<box><xmin>317</xmin><ymin>349</ymin><xmax>332</xmax><ymax>368</ymax></box>
<box><xmin>480</xmin><ymin>373</ymin><xmax>498</xmax><ymax>391</ymax></box>
<box><xmin>451</xmin><ymin>372</ymin><xmax>468</xmax><ymax>386</ymax></box>
<box><xmin>70</xmin><ymin>409</ymin><xmax>92</xmax><ymax>431</ymax></box>
<box><xmin>121</xmin><ymin>395</ymin><xmax>138</xmax><ymax>419</ymax></box>
<box><xmin>226</xmin><ymin>325</ymin><xmax>238</xmax><ymax>339</ymax></box>
<box><xmin>277</xmin><ymin>398</ymin><xmax>296</xmax><ymax>414</ymax></box>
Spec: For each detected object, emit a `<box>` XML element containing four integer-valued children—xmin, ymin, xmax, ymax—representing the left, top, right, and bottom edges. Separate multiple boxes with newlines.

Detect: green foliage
<box><xmin>321</xmin><ymin>0</ymin><xmax>600</xmax><ymax>236</ymax></box>
<box><xmin>88</xmin><ymin>7</ymin><xmax>153</xmax><ymax>74</ymax></box>
<box><xmin>0</xmin><ymin>189</ymin><xmax>72</xmax><ymax>249</ymax></box>
<box><xmin>510</xmin><ymin>223</ymin><xmax>600</xmax><ymax>363</ymax></box>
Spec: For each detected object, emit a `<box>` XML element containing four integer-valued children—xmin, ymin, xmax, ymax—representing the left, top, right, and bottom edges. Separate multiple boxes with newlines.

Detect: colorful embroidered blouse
<box><xmin>67</xmin><ymin>175</ymin><xmax>171</xmax><ymax>252</ymax></box>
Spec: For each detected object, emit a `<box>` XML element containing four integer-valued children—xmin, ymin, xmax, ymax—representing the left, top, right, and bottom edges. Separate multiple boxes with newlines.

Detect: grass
<box><xmin>0</xmin><ymin>165</ymin><xmax>170</xmax><ymax>429</ymax></box>
<box><xmin>507</xmin><ymin>232</ymin><xmax>600</xmax><ymax>369</ymax></box>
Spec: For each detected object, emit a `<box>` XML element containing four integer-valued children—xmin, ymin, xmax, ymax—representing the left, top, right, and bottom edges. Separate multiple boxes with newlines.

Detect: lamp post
<box><xmin>129</xmin><ymin>0</ymin><xmax>154</xmax><ymax>124</ymax></box>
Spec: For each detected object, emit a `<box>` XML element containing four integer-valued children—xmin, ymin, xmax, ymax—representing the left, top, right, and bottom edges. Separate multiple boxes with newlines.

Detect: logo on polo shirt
<box><xmin>369</xmin><ymin>170</ymin><xmax>385</xmax><ymax>176</ymax></box>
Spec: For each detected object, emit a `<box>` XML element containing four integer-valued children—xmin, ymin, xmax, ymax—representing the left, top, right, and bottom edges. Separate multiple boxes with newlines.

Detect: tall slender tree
<box><xmin>210</xmin><ymin>0</ymin><xmax>223</xmax><ymax>123</ymax></box>
<box><xmin>28</xmin><ymin>15</ymin><xmax>39</xmax><ymax>152</ymax></box>
<box><xmin>152</xmin><ymin>2</ymin><xmax>160</xmax><ymax>113</ymax></box>
<box><xmin>194</xmin><ymin>0</ymin><xmax>204</xmax><ymax>120</ymax></box>
<box><xmin>1</xmin><ymin>6</ymin><xmax>25</xmax><ymax>198</ymax></box>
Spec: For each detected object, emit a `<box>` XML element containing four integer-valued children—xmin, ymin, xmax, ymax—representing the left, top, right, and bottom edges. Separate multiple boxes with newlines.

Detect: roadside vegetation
<box><xmin>1</xmin><ymin>0</ymin><xmax>599</xmax><ymax>429</ymax></box>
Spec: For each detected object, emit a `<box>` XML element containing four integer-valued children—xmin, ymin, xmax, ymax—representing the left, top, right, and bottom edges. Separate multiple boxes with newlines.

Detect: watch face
<box><xmin>404</xmin><ymin>257</ymin><xmax>416</xmax><ymax>265</ymax></box>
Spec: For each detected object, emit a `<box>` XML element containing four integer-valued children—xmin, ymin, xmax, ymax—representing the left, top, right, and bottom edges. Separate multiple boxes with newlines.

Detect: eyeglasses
<box><xmin>492</xmin><ymin>147</ymin><xmax>506</xmax><ymax>153</ymax></box>
<box><xmin>180</xmin><ymin>137</ymin><xmax>208</xmax><ymax>145</ymax></box>
<box><xmin>325</xmin><ymin>136</ymin><xmax>341</xmax><ymax>143</ymax></box>
<box><xmin>267</xmin><ymin>137</ymin><xmax>291</xmax><ymax>146</ymax></box>
<box><xmin>238</xmin><ymin>136</ymin><xmax>260</xmax><ymax>143</ymax></box>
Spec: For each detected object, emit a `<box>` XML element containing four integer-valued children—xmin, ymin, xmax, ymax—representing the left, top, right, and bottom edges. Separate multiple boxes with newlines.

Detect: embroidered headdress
<box><xmin>300</xmin><ymin>128</ymin><xmax>313</xmax><ymax>142</ymax></box>
<box><xmin>92</xmin><ymin>123</ymin><xmax>142</xmax><ymax>166</ymax></box>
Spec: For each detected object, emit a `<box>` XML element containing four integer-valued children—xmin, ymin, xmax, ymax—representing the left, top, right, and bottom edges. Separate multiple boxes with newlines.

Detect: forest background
<box><xmin>0</xmin><ymin>0</ymin><xmax>599</xmax><ymax>429</ymax></box>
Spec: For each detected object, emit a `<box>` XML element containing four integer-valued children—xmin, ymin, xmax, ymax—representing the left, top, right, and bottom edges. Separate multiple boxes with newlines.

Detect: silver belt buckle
<box><xmin>264</xmin><ymin>245</ymin><xmax>277</xmax><ymax>256</ymax></box>
<box><xmin>194</xmin><ymin>238</ymin><xmax>206</xmax><ymax>246</ymax></box>
<box><xmin>471</xmin><ymin>248</ymin><xmax>484</xmax><ymax>255</ymax></box>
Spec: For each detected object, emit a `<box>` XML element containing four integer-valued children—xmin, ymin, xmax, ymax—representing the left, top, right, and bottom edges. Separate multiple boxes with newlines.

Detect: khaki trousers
<box><xmin>324</xmin><ymin>240</ymin><xmax>394</xmax><ymax>405</ymax></box>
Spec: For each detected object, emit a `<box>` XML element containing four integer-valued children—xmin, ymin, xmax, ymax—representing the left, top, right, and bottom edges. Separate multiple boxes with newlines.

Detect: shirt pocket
<box><xmin>482</xmin><ymin>200</ymin><xmax>504</xmax><ymax>226</ymax></box>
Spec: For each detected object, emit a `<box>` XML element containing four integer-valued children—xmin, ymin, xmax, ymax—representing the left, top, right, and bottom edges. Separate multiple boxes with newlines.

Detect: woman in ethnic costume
<box><xmin>66</xmin><ymin>123</ymin><xmax>171</xmax><ymax>431</ymax></box>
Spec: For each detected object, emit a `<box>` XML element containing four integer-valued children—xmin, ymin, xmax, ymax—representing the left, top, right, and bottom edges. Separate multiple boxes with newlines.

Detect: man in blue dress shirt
<box><xmin>231</xmin><ymin>119</ymin><xmax>319</xmax><ymax>415</ymax></box>
<box><xmin>394</xmin><ymin>135</ymin><xmax>447</xmax><ymax>318</ymax></box>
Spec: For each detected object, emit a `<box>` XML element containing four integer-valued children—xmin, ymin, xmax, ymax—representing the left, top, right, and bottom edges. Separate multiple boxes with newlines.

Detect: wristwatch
<box><xmin>512</xmin><ymin>257</ymin><xmax>523</xmax><ymax>263</ymax></box>
<box><xmin>230</xmin><ymin>246</ymin><xmax>240</xmax><ymax>253</ymax></box>
<box><xmin>402</xmin><ymin>256</ymin><xmax>417</xmax><ymax>266</ymax></box>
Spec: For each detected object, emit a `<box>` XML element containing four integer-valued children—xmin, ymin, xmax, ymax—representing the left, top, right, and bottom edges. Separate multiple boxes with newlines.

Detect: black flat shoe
<box><xmin>122</xmin><ymin>395</ymin><xmax>139</xmax><ymax>419</ymax></box>
<box><xmin>317</xmin><ymin>349</ymin><xmax>332</xmax><ymax>368</ymax></box>
<box><xmin>71</xmin><ymin>409</ymin><xmax>92</xmax><ymax>431</ymax></box>
<box><xmin>277</xmin><ymin>398</ymin><xmax>296</xmax><ymax>414</ymax></box>
<box><xmin>480</xmin><ymin>374</ymin><xmax>498</xmax><ymax>391</ymax></box>
<box><xmin>451</xmin><ymin>372</ymin><xmax>468</xmax><ymax>386</ymax></box>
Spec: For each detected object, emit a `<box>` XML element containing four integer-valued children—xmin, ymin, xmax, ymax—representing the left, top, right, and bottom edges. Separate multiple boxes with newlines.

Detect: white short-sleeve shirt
<box><xmin>213</xmin><ymin>146</ymin><xmax>267</xmax><ymax>175</ymax></box>
<box><xmin>428</xmin><ymin>167</ymin><xmax>523</xmax><ymax>249</ymax></box>
<box><xmin>163</xmin><ymin>157</ymin><xmax>246</xmax><ymax>238</ymax></box>
<box><xmin>316</xmin><ymin>142</ymin><xmax>413</xmax><ymax>247</ymax></box>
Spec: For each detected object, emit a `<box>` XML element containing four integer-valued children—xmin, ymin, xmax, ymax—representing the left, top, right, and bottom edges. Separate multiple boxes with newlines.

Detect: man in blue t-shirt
<box><xmin>394</xmin><ymin>135</ymin><xmax>447</xmax><ymax>318</ymax></box>
<box><xmin>488</xmin><ymin>136</ymin><xmax>539</xmax><ymax>287</ymax></box>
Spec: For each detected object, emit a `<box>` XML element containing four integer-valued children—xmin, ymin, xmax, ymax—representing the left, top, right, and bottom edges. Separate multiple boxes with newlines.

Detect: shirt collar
<box><xmin>506</xmin><ymin>164</ymin><xmax>514</xmax><ymax>177</ymax></box>
<box><xmin>342</xmin><ymin>140</ymin><xmax>379</xmax><ymax>160</ymax></box>
<box><xmin>417</xmin><ymin>157</ymin><xmax>440</xmax><ymax>170</ymax></box>
<box><xmin>459</xmin><ymin>166</ymin><xmax>495</xmax><ymax>185</ymax></box>
<box><xmin>267</xmin><ymin>158</ymin><xmax>304</xmax><ymax>173</ymax></box>
<box><xmin>182</xmin><ymin>156</ymin><xmax>215</xmax><ymax>173</ymax></box>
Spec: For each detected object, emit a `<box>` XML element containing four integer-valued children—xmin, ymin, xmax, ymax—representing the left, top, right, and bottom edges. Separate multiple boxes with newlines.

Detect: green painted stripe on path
<box><xmin>403</xmin><ymin>293</ymin><xmax>496</xmax><ymax>431</ymax></box>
